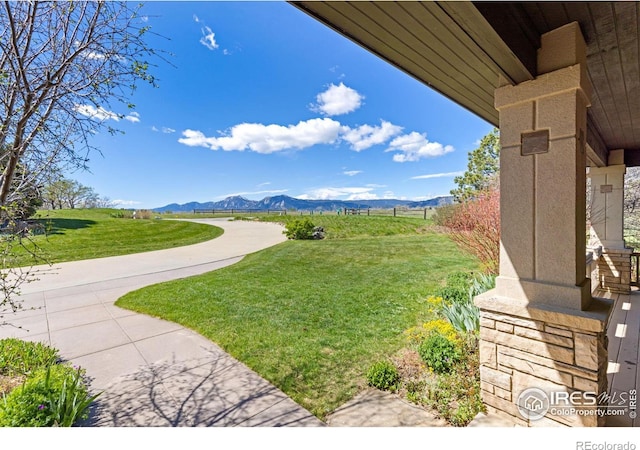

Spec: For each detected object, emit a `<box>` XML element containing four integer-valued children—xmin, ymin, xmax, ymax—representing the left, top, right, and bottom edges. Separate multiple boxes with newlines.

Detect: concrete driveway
<box><xmin>0</xmin><ymin>218</ymin><xmax>323</xmax><ymax>427</ymax></box>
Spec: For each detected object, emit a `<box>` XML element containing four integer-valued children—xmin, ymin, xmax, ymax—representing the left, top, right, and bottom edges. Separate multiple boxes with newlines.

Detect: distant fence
<box><xmin>191</xmin><ymin>207</ymin><xmax>434</xmax><ymax>219</ymax></box>
<box><xmin>193</xmin><ymin>209</ymin><xmax>287</xmax><ymax>215</ymax></box>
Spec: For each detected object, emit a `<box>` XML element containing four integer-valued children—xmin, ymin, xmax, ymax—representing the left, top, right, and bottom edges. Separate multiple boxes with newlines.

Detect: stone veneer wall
<box><xmin>476</xmin><ymin>295</ymin><xmax>611</xmax><ymax>427</ymax></box>
<box><xmin>595</xmin><ymin>249</ymin><xmax>631</xmax><ymax>294</ymax></box>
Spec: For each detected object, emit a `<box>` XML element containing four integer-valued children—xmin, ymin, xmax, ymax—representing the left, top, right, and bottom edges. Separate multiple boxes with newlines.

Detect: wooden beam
<box><xmin>586</xmin><ymin>118</ymin><xmax>609</xmax><ymax>167</ymax></box>
<box><xmin>440</xmin><ymin>2</ymin><xmax>535</xmax><ymax>84</ymax></box>
<box><xmin>473</xmin><ymin>2</ymin><xmax>540</xmax><ymax>78</ymax></box>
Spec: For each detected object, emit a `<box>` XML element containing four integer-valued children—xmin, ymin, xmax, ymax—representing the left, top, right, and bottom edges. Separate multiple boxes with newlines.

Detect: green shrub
<box><xmin>0</xmin><ymin>364</ymin><xmax>99</xmax><ymax>427</ymax></box>
<box><xmin>284</xmin><ymin>218</ymin><xmax>316</xmax><ymax>240</ymax></box>
<box><xmin>440</xmin><ymin>273</ymin><xmax>494</xmax><ymax>333</ymax></box>
<box><xmin>366</xmin><ymin>360</ymin><xmax>400</xmax><ymax>391</ymax></box>
<box><xmin>418</xmin><ymin>333</ymin><xmax>460</xmax><ymax>374</ymax></box>
<box><xmin>0</xmin><ymin>339</ymin><xmax>59</xmax><ymax>377</ymax></box>
<box><xmin>436</xmin><ymin>271</ymin><xmax>473</xmax><ymax>304</ymax></box>
<box><xmin>441</xmin><ymin>299</ymin><xmax>480</xmax><ymax>333</ymax></box>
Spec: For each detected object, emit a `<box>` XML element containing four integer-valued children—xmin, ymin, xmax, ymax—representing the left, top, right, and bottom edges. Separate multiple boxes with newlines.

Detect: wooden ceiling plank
<box><xmin>521</xmin><ymin>3</ymin><xmax>551</xmax><ymax>34</ymax></box>
<box><xmin>437</xmin><ymin>1</ymin><xmax>534</xmax><ymax>84</ymax></box>
<box><xmin>562</xmin><ymin>2</ymin><xmax>599</xmax><ymax>55</ymax></box>
<box><xmin>541</xmin><ymin>2</ymin><xmax>572</xmax><ymax>31</ymax></box>
<box><xmin>397</xmin><ymin>2</ymin><xmax>499</xmax><ymax>87</ymax></box>
<box><xmin>587</xmin><ymin>2</ymin><xmax>629</xmax><ymax>150</ymax></box>
<box><xmin>613</xmin><ymin>2</ymin><xmax>640</xmax><ymax>147</ymax></box>
<box><xmin>345</xmin><ymin>2</ymin><xmax>495</xmax><ymax>110</ymax></box>
<box><xmin>357</xmin><ymin>2</ymin><xmax>495</xmax><ymax>103</ymax></box>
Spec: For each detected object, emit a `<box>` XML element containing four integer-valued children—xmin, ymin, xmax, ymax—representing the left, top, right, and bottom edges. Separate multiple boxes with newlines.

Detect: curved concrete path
<box><xmin>0</xmin><ymin>219</ymin><xmax>323</xmax><ymax>427</ymax></box>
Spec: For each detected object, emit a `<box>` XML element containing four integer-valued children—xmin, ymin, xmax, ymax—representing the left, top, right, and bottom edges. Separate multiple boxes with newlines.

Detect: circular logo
<box><xmin>517</xmin><ymin>387</ymin><xmax>550</xmax><ymax>421</ymax></box>
<box><xmin>630</xmin><ymin>411</ymin><xmax>637</xmax><ymax>419</ymax></box>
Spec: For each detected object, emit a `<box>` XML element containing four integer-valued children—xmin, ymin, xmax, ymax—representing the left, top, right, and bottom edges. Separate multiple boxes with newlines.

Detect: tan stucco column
<box><xmin>475</xmin><ymin>23</ymin><xmax>612</xmax><ymax>427</ymax></box>
<box><xmin>588</xmin><ymin>150</ymin><xmax>631</xmax><ymax>293</ymax></box>
<box><xmin>492</xmin><ymin>39</ymin><xmax>591</xmax><ymax>310</ymax></box>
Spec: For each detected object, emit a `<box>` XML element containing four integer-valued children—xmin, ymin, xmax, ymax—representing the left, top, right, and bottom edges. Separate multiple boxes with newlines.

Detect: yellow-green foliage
<box><xmin>424</xmin><ymin>295</ymin><xmax>445</xmax><ymax>314</ymax></box>
<box><xmin>405</xmin><ymin>318</ymin><xmax>461</xmax><ymax>347</ymax></box>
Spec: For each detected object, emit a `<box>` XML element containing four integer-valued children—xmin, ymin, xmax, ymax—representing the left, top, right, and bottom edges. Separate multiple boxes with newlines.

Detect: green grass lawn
<box><xmin>116</xmin><ymin>215</ymin><xmax>478</xmax><ymax>419</ymax></box>
<box><xmin>10</xmin><ymin>208</ymin><xmax>223</xmax><ymax>267</ymax></box>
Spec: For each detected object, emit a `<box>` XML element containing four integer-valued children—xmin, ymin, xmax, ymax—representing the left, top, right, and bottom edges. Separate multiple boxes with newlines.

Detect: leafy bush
<box><xmin>423</xmin><ymin>336</ymin><xmax>483</xmax><ymax>426</ymax></box>
<box><xmin>418</xmin><ymin>333</ymin><xmax>460</xmax><ymax>374</ymax></box>
<box><xmin>283</xmin><ymin>218</ymin><xmax>316</xmax><ymax>240</ymax></box>
<box><xmin>0</xmin><ymin>339</ymin><xmax>58</xmax><ymax>377</ymax></box>
<box><xmin>436</xmin><ymin>271</ymin><xmax>473</xmax><ymax>304</ymax></box>
<box><xmin>366</xmin><ymin>360</ymin><xmax>400</xmax><ymax>391</ymax></box>
<box><xmin>0</xmin><ymin>364</ymin><xmax>99</xmax><ymax>427</ymax></box>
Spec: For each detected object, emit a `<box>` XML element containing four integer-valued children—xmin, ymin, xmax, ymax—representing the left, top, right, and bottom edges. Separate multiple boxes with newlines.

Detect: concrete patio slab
<box><xmin>87</xmin><ymin>382</ymin><xmax>193</xmax><ymax>427</ymax></box>
<box><xmin>103</xmin><ymin>302</ymin><xmax>138</xmax><ymax>319</ymax></box>
<box><xmin>50</xmin><ymin>319</ymin><xmax>131</xmax><ymax>359</ymax></box>
<box><xmin>72</xmin><ymin>343</ymin><xmax>150</xmax><ymax>391</ymax></box>
<box><xmin>115</xmin><ymin>313</ymin><xmax>183</xmax><ymax>342</ymax></box>
<box><xmin>326</xmin><ymin>389</ymin><xmax>448</xmax><ymax>427</ymax></box>
<box><xmin>44</xmin><ymin>291</ymin><xmax>101</xmax><ymax>312</ymax></box>
<box><xmin>0</xmin><ymin>313</ymin><xmax>49</xmax><ymax>339</ymax></box>
<box><xmin>47</xmin><ymin>303</ymin><xmax>112</xmax><ymax>331</ymax></box>
<box><xmin>133</xmin><ymin>329</ymin><xmax>225</xmax><ymax>370</ymax></box>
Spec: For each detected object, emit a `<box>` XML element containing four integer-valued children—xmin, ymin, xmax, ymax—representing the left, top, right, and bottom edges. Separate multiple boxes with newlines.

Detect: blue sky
<box><xmin>73</xmin><ymin>1</ymin><xmax>493</xmax><ymax>209</ymax></box>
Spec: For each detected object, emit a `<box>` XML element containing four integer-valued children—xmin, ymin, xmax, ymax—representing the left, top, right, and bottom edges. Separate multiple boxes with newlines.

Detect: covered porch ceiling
<box><xmin>291</xmin><ymin>1</ymin><xmax>640</xmax><ymax>168</ymax></box>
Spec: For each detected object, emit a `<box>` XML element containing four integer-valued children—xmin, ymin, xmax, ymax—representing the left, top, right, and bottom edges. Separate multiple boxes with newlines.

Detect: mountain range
<box><xmin>153</xmin><ymin>194</ymin><xmax>454</xmax><ymax>213</ymax></box>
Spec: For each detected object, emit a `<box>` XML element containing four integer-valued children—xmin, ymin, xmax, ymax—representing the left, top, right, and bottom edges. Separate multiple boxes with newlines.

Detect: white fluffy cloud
<box><xmin>299</xmin><ymin>186</ymin><xmax>377</xmax><ymax>200</ymax></box>
<box><xmin>386</xmin><ymin>132</ymin><xmax>454</xmax><ymax>162</ymax></box>
<box><xmin>343</xmin><ymin>170</ymin><xmax>362</xmax><ymax>176</ymax></box>
<box><xmin>314</xmin><ymin>83</ymin><xmax>363</xmax><ymax>116</ymax></box>
<box><xmin>74</xmin><ymin>104</ymin><xmax>119</xmax><ymax>122</ymax></box>
<box><xmin>200</xmin><ymin>26</ymin><xmax>218</xmax><ymax>50</ymax></box>
<box><xmin>342</xmin><ymin>120</ymin><xmax>402</xmax><ymax>151</ymax></box>
<box><xmin>178</xmin><ymin>118</ymin><xmax>343</xmax><ymax>154</ymax></box>
<box><xmin>125</xmin><ymin>112</ymin><xmax>140</xmax><ymax>123</ymax></box>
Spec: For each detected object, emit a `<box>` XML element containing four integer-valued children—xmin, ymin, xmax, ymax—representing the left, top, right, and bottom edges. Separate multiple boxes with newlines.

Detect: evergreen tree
<box><xmin>451</xmin><ymin>128</ymin><xmax>500</xmax><ymax>202</ymax></box>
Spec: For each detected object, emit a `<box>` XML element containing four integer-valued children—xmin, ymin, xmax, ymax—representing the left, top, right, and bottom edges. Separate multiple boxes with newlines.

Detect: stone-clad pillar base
<box><xmin>475</xmin><ymin>292</ymin><xmax>612</xmax><ymax>427</ymax></box>
<box><xmin>596</xmin><ymin>248</ymin><xmax>631</xmax><ymax>294</ymax></box>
